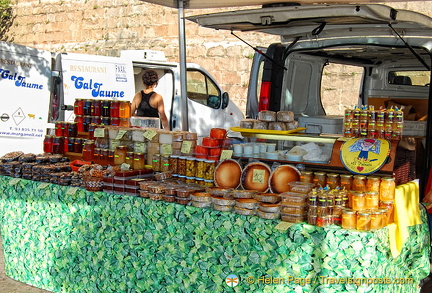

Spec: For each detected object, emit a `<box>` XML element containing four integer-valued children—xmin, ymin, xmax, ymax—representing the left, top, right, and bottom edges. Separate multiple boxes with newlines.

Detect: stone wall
<box><xmin>5</xmin><ymin>1</ymin><xmax>432</xmax><ymax>114</ymax></box>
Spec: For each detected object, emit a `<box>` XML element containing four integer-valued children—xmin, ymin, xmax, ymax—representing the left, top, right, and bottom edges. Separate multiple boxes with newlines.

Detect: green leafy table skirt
<box><xmin>0</xmin><ymin>176</ymin><xmax>429</xmax><ymax>293</ymax></box>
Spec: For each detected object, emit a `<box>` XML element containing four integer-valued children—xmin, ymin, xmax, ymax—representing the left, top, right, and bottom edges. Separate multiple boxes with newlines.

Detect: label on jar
<box><xmin>161</xmin><ymin>144</ymin><xmax>173</xmax><ymax>155</ymax></box>
<box><xmin>181</xmin><ymin>141</ymin><xmax>192</xmax><ymax>153</ymax></box>
<box><xmin>143</xmin><ymin>130</ymin><xmax>158</xmax><ymax>140</ymax></box>
<box><xmin>220</xmin><ymin>150</ymin><xmax>233</xmax><ymax>161</ymax></box>
<box><xmin>252</xmin><ymin>169</ymin><xmax>265</xmax><ymax>183</ymax></box>
<box><xmin>115</xmin><ymin>130</ymin><xmax>127</xmax><ymax>140</ymax></box>
<box><xmin>94</xmin><ymin>128</ymin><xmax>105</xmax><ymax>138</ymax></box>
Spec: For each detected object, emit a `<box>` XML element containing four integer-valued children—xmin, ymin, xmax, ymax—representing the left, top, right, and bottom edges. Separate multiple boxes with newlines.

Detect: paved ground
<box><xmin>0</xmin><ymin>235</ymin><xmax>51</xmax><ymax>293</ymax></box>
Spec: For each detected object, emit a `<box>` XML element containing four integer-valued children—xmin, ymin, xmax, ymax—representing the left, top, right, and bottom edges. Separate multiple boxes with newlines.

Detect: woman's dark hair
<box><xmin>142</xmin><ymin>69</ymin><xmax>159</xmax><ymax>87</ymax></box>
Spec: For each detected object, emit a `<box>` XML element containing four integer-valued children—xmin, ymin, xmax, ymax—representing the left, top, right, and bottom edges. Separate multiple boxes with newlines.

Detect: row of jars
<box><xmin>343</xmin><ymin>127</ymin><xmax>402</xmax><ymax>140</ymax></box>
<box><xmin>153</xmin><ymin>155</ymin><xmax>217</xmax><ymax>181</ymax></box>
<box><xmin>75</xmin><ymin>117</ymin><xmax>131</xmax><ymax>132</ymax></box>
<box><xmin>112</xmin><ymin>145</ymin><xmax>146</xmax><ymax>169</ymax></box>
<box><xmin>340</xmin><ymin>208</ymin><xmax>393</xmax><ymax>231</ymax></box>
<box><xmin>74</xmin><ymin>99</ymin><xmax>131</xmax><ymax>118</ymax></box>
<box><xmin>44</xmin><ymin>135</ymin><xmax>85</xmax><ymax>154</ymax></box>
<box><xmin>344</xmin><ymin>107</ymin><xmax>403</xmax><ymax>123</ymax></box>
<box><xmin>300</xmin><ymin>171</ymin><xmax>395</xmax><ymax>202</ymax></box>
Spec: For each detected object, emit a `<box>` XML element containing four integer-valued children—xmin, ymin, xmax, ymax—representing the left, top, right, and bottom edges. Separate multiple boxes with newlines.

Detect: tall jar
<box><xmin>110</xmin><ymin>101</ymin><xmax>120</xmax><ymax>118</ymax></box>
<box><xmin>169</xmin><ymin>155</ymin><xmax>179</xmax><ymax>175</ymax></box>
<box><xmin>83</xmin><ymin>99</ymin><xmax>92</xmax><ymax>115</ymax></box>
<box><xmin>91</xmin><ymin>100</ymin><xmax>102</xmax><ymax>116</ymax></box>
<box><xmin>73</xmin><ymin>138</ymin><xmax>83</xmax><ymax>153</ymax></box>
<box><xmin>177</xmin><ymin>156</ymin><xmax>187</xmax><ymax>176</ymax></box>
<box><xmin>186</xmin><ymin>157</ymin><xmax>196</xmax><ymax>177</ymax></box>
<box><xmin>366</xmin><ymin>176</ymin><xmax>381</xmax><ymax>192</ymax></box>
<box><xmin>82</xmin><ymin>140</ymin><xmax>96</xmax><ymax>161</ymax></box>
<box><xmin>52</xmin><ymin>136</ymin><xmax>64</xmax><ymax>154</ymax></box>
<box><xmin>114</xmin><ymin>145</ymin><xmax>128</xmax><ymax>165</ymax></box>
<box><xmin>379</xmin><ymin>177</ymin><xmax>396</xmax><ymax>201</ymax></box>
<box><xmin>204</xmin><ymin>160</ymin><xmax>216</xmax><ymax>180</ymax></box>
<box><xmin>352</xmin><ymin>175</ymin><xmax>366</xmax><ymax>192</ymax></box>
<box><xmin>152</xmin><ymin>154</ymin><xmax>161</xmax><ymax>172</ymax></box>
<box><xmin>75</xmin><ymin>115</ymin><xmax>85</xmax><ymax>132</ymax></box>
<box><xmin>133</xmin><ymin>152</ymin><xmax>145</xmax><ymax>170</ymax></box>
<box><xmin>342</xmin><ymin>209</ymin><xmax>357</xmax><ymax>230</ymax></box>
<box><xmin>100</xmin><ymin>149</ymin><xmax>109</xmax><ymax>166</ymax></box>
<box><xmin>119</xmin><ymin>101</ymin><xmax>131</xmax><ymax>118</ymax></box>
<box><xmin>340</xmin><ymin>174</ymin><xmax>353</xmax><ymax>191</ymax></box>
<box><xmin>195</xmin><ymin>158</ymin><xmax>206</xmax><ymax>179</ymax></box>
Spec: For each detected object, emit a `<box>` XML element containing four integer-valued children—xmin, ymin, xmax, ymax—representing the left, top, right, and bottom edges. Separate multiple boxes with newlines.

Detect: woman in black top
<box><xmin>131</xmin><ymin>69</ymin><xmax>169</xmax><ymax>129</ymax></box>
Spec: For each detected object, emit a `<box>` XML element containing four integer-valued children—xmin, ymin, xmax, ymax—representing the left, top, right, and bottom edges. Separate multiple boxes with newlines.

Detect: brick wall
<box><xmin>5</xmin><ymin>1</ymin><xmax>432</xmax><ymax>114</ymax></box>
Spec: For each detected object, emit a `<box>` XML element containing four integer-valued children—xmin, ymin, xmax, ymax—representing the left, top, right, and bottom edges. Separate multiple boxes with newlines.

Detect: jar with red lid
<box><xmin>52</xmin><ymin>136</ymin><xmax>64</xmax><ymax>154</ymax></box>
<box><xmin>82</xmin><ymin>140</ymin><xmax>96</xmax><ymax>161</ymax></box>
<box><xmin>83</xmin><ymin>99</ymin><xmax>92</xmax><ymax>115</ymax></box>
<box><xmin>110</xmin><ymin>101</ymin><xmax>120</xmax><ymax>118</ymax></box>
<box><xmin>73</xmin><ymin>138</ymin><xmax>83</xmax><ymax>153</ymax></box>
<box><xmin>75</xmin><ymin>115</ymin><xmax>85</xmax><ymax>132</ymax></box>
<box><xmin>119</xmin><ymin>101</ymin><xmax>131</xmax><ymax>118</ymax></box>
<box><xmin>101</xmin><ymin>100</ymin><xmax>111</xmax><ymax>117</ymax></box>
<box><xmin>74</xmin><ymin>99</ymin><xmax>84</xmax><ymax>115</ymax></box>
<box><xmin>43</xmin><ymin>135</ymin><xmax>54</xmax><ymax>153</ymax></box>
<box><xmin>54</xmin><ymin>121</ymin><xmax>64</xmax><ymax>136</ymax></box>
<box><xmin>91</xmin><ymin>100</ymin><xmax>102</xmax><ymax>116</ymax></box>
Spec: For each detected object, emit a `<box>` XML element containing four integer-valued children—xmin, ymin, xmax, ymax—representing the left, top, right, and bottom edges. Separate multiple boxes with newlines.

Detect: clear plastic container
<box><xmin>281</xmin><ymin>213</ymin><xmax>306</xmax><ymax>223</ymax></box>
<box><xmin>280</xmin><ymin>192</ymin><xmax>308</xmax><ymax>206</ymax></box>
<box><xmin>288</xmin><ymin>182</ymin><xmax>315</xmax><ymax>194</ymax></box>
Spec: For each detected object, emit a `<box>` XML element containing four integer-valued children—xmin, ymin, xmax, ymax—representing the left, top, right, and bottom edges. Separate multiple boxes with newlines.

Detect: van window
<box><xmin>187</xmin><ymin>70</ymin><xmax>221</xmax><ymax>109</ymax></box>
<box><xmin>321</xmin><ymin>63</ymin><xmax>363</xmax><ymax>115</ymax></box>
<box><xmin>388</xmin><ymin>71</ymin><xmax>430</xmax><ymax>86</ymax></box>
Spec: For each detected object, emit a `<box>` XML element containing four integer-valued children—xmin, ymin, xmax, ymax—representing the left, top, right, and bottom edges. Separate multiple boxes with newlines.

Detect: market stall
<box><xmin>0</xmin><ymin>176</ymin><xmax>429</xmax><ymax>293</ymax></box>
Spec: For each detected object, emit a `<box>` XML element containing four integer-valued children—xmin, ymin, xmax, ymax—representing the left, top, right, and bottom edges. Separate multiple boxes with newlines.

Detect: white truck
<box><xmin>0</xmin><ymin>41</ymin><xmax>244</xmax><ymax>155</ymax></box>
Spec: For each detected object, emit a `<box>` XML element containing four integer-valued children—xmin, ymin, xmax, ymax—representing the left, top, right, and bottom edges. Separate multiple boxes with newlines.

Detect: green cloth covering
<box><xmin>0</xmin><ymin>176</ymin><xmax>429</xmax><ymax>293</ymax></box>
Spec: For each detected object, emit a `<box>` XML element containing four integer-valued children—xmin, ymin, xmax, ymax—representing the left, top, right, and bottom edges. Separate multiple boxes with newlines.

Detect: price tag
<box><xmin>143</xmin><ymin>130</ymin><xmax>157</xmax><ymax>140</ymax></box>
<box><xmin>115</xmin><ymin>130</ymin><xmax>127</xmax><ymax>140</ymax></box>
<box><xmin>66</xmin><ymin>187</ymin><xmax>79</xmax><ymax>195</ymax></box>
<box><xmin>181</xmin><ymin>141</ymin><xmax>192</xmax><ymax>154</ymax></box>
<box><xmin>219</xmin><ymin>150</ymin><xmax>233</xmax><ymax>161</ymax></box>
<box><xmin>8</xmin><ymin>178</ymin><xmax>21</xmax><ymax>186</ymax></box>
<box><xmin>161</xmin><ymin>144</ymin><xmax>173</xmax><ymax>155</ymax></box>
<box><xmin>110</xmin><ymin>139</ymin><xmax>120</xmax><ymax>151</ymax></box>
<box><xmin>252</xmin><ymin>169</ymin><xmax>265</xmax><ymax>183</ymax></box>
<box><xmin>37</xmin><ymin>182</ymin><xmax>50</xmax><ymax>189</ymax></box>
<box><xmin>275</xmin><ymin>221</ymin><xmax>294</xmax><ymax>231</ymax></box>
<box><xmin>134</xmin><ymin>142</ymin><xmax>146</xmax><ymax>153</ymax></box>
<box><xmin>94</xmin><ymin>128</ymin><xmax>105</xmax><ymax>138</ymax></box>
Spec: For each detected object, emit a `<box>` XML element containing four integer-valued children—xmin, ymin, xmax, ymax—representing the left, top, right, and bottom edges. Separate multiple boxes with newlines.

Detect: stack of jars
<box><xmin>343</xmin><ymin>105</ymin><xmax>404</xmax><ymax>140</ymax></box>
<box><xmin>44</xmin><ymin>121</ymin><xmax>82</xmax><ymax>155</ymax></box>
<box><xmin>74</xmin><ymin>98</ymin><xmax>131</xmax><ymax>131</ymax></box>
<box><xmin>112</xmin><ymin>145</ymin><xmax>146</xmax><ymax>170</ymax></box>
<box><xmin>166</xmin><ymin>155</ymin><xmax>216</xmax><ymax>187</ymax></box>
<box><xmin>306</xmin><ymin>188</ymin><xmax>349</xmax><ymax>227</ymax></box>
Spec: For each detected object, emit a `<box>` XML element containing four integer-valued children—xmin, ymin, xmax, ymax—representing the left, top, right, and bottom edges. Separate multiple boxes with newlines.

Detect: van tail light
<box><xmin>258</xmin><ymin>81</ymin><xmax>271</xmax><ymax>111</ymax></box>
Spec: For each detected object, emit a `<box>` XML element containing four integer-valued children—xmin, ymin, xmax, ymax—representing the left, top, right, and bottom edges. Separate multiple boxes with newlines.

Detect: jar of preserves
<box><xmin>300</xmin><ymin>171</ymin><xmax>314</xmax><ymax>183</ymax></box>
<box><xmin>54</xmin><ymin>121</ymin><xmax>64</xmax><ymax>136</ymax></box>
<box><xmin>93</xmin><ymin>148</ymin><xmax>102</xmax><ymax>164</ymax></box>
<box><xmin>88</xmin><ymin>123</ymin><xmax>97</xmax><ymax>140</ymax></box>
<box><xmin>101</xmin><ymin>117</ymin><xmax>110</xmax><ymax>126</ymax></box>
<box><xmin>186</xmin><ymin>157</ymin><xmax>196</xmax><ymax>177</ymax></box>
<box><xmin>114</xmin><ymin>145</ymin><xmax>128</xmax><ymax>165</ymax></box>
<box><xmin>67</xmin><ymin>137</ymin><xmax>75</xmax><ymax>152</ymax></box>
<box><xmin>73</xmin><ymin>138</ymin><xmax>83</xmax><ymax>153</ymax></box>
<box><xmin>352</xmin><ymin>175</ymin><xmax>366</xmax><ymax>192</ymax></box>
<box><xmin>74</xmin><ymin>98</ymin><xmax>84</xmax><ymax>115</ymax></box>
<box><xmin>152</xmin><ymin>154</ymin><xmax>161</xmax><ymax>172</ymax></box>
<box><xmin>75</xmin><ymin>115</ymin><xmax>85</xmax><ymax>132</ymax></box>
<box><xmin>110</xmin><ymin>101</ymin><xmax>120</xmax><ymax>118</ymax></box>
<box><xmin>326</xmin><ymin>173</ymin><xmax>340</xmax><ymax>189</ymax></box>
<box><xmin>370</xmin><ymin>210</ymin><xmax>383</xmax><ymax>230</ymax></box>
<box><xmin>177</xmin><ymin>156</ymin><xmax>187</xmax><ymax>176</ymax></box>
<box><xmin>195</xmin><ymin>158</ymin><xmax>206</xmax><ymax>179</ymax></box>
<box><xmin>359</xmin><ymin>119</ymin><xmax>368</xmax><ymax>129</ymax></box>
<box><xmin>351</xmin><ymin>191</ymin><xmax>366</xmax><ymax>211</ymax></box>
<box><xmin>108</xmin><ymin>150</ymin><xmax>115</xmax><ymax>166</ymax></box>
<box><xmin>367</xmin><ymin>129</ymin><xmax>377</xmax><ymax>138</ymax></box>
<box><xmin>169</xmin><ymin>155</ymin><xmax>178</xmax><ymax>174</ymax></box>
<box><xmin>379</xmin><ymin>201</ymin><xmax>394</xmax><ymax>224</ymax></box>
<box><xmin>160</xmin><ymin>156</ymin><xmax>170</xmax><ymax>172</ymax></box>
<box><xmin>66</xmin><ymin>122</ymin><xmax>78</xmax><ymax>138</ymax></box>
<box><xmin>353</xmin><ymin>108</ymin><xmax>360</xmax><ymax>120</ymax></box>
<box><xmin>313</xmin><ymin>172</ymin><xmax>327</xmax><ymax>188</ymax></box>
<box><xmin>344</xmin><ymin>108</ymin><xmax>354</xmax><ymax>120</ymax></box>
<box><xmin>52</xmin><ymin>136</ymin><xmax>64</xmax><ymax>154</ymax></box>
<box><xmin>368</xmin><ymin>110</ymin><xmax>377</xmax><ymax>121</ymax></box>
<box><xmin>91</xmin><ymin>100</ymin><xmax>102</xmax><ymax>116</ymax></box>
<box><xmin>342</xmin><ymin>209</ymin><xmax>357</xmax><ymax>230</ymax></box>
<box><xmin>83</xmin><ymin>115</ymin><xmax>92</xmax><ymax>132</ymax></box>
<box><xmin>101</xmin><ymin>100</ymin><xmax>111</xmax><ymax>117</ymax></box>
<box><xmin>365</xmin><ymin>191</ymin><xmax>379</xmax><ymax>210</ymax></box>
<box><xmin>366</xmin><ymin>176</ymin><xmax>380</xmax><ymax>192</ymax></box>
<box><xmin>356</xmin><ymin>212</ymin><xmax>371</xmax><ymax>231</ymax></box>
<box><xmin>360</xmin><ymin>109</ymin><xmax>368</xmax><ymax>120</ymax></box>
<box><xmin>110</xmin><ymin>117</ymin><xmax>120</xmax><ymax>126</ymax></box>
<box><xmin>340</xmin><ymin>174</ymin><xmax>353</xmax><ymax>191</ymax></box>
<box><xmin>82</xmin><ymin>140</ymin><xmax>96</xmax><ymax>161</ymax></box>
<box><xmin>119</xmin><ymin>118</ymin><xmax>131</xmax><ymax>127</ymax></box>
<box><xmin>133</xmin><ymin>152</ymin><xmax>145</xmax><ymax>170</ymax></box>
<box><xmin>379</xmin><ymin>177</ymin><xmax>395</xmax><ymax>201</ymax></box>
<box><xmin>376</xmin><ymin>110</ymin><xmax>385</xmax><ymax>121</ymax></box>
<box><xmin>308</xmin><ymin>215</ymin><xmax>317</xmax><ymax>225</ymax></box>
<box><xmin>100</xmin><ymin>148</ymin><xmax>109</xmax><ymax>166</ymax></box>
<box><xmin>308</xmin><ymin>191</ymin><xmax>318</xmax><ymax>206</ymax></box>
<box><xmin>392</xmin><ymin>131</ymin><xmax>402</xmax><ymax>140</ymax></box>
<box><xmin>43</xmin><ymin>135</ymin><xmax>54</xmax><ymax>153</ymax></box>
<box><xmin>125</xmin><ymin>152</ymin><xmax>134</xmax><ymax>167</ymax></box>
<box><xmin>317</xmin><ymin>193</ymin><xmax>327</xmax><ymax>207</ymax></box>
<box><xmin>204</xmin><ymin>160</ymin><xmax>216</xmax><ymax>180</ymax></box>
<box><xmin>119</xmin><ymin>101</ymin><xmax>131</xmax><ymax>118</ymax></box>
<box><xmin>91</xmin><ymin>116</ymin><xmax>102</xmax><ymax>125</ymax></box>
<box><xmin>83</xmin><ymin>99</ymin><xmax>92</xmax><ymax>115</ymax></box>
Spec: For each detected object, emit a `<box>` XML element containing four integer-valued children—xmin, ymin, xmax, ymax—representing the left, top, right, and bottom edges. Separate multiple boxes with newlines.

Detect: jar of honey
<box><xmin>370</xmin><ymin>210</ymin><xmax>383</xmax><ymax>230</ymax></box>
<box><xmin>74</xmin><ymin>98</ymin><xmax>84</xmax><ymax>115</ymax></box>
<box><xmin>67</xmin><ymin>137</ymin><xmax>75</xmax><ymax>152</ymax></box>
<box><xmin>351</xmin><ymin>191</ymin><xmax>366</xmax><ymax>211</ymax></box>
<box><xmin>119</xmin><ymin>118</ymin><xmax>131</xmax><ymax>127</ymax></box>
<box><xmin>379</xmin><ymin>201</ymin><xmax>394</xmax><ymax>224</ymax></box>
<box><xmin>82</xmin><ymin>140</ymin><xmax>96</xmax><ymax>161</ymax></box>
<box><xmin>313</xmin><ymin>172</ymin><xmax>327</xmax><ymax>188</ymax></box>
<box><xmin>125</xmin><ymin>152</ymin><xmax>134</xmax><ymax>167</ymax></box>
<box><xmin>114</xmin><ymin>145</ymin><xmax>128</xmax><ymax>165</ymax></box>
<box><xmin>300</xmin><ymin>171</ymin><xmax>314</xmax><ymax>183</ymax></box>
<box><xmin>342</xmin><ymin>209</ymin><xmax>357</xmax><ymax>230</ymax></box>
<box><xmin>83</xmin><ymin>115</ymin><xmax>92</xmax><ymax>132</ymax></box>
<box><xmin>365</xmin><ymin>191</ymin><xmax>379</xmax><ymax>210</ymax></box>
<box><xmin>366</xmin><ymin>176</ymin><xmax>380</xmax><ymax>192</ymax></box>
<box><xmin>340</xmin><ymin>174</ymin><xmax>353</xmax><ymax>191</ymax></box>
<box><xmin>88</xmin><ymin>123</ymin><xmax>97</xmax><ymax>140</ymax></box>
<box><xmin>326</xmin><ymin>173</ymin><xmax>340</xmax><ymax>189</ymax></box>
<box><xmin>356</xmin><ymin>212</ymin><xmax>371</xmax><ymax>231</ymax></box>
<box><xmin>133</xmin><ymin>153</ymin><xmax>145</xmax><ymax>170</ymax></box>
<box><xmin>160</xmin><ymin>156</ymin><xmax>170</xmax><ymax>172</ymax></box>
<box><xmin>152</xmin><ymin>154</ymin><xmax>161</xmax><ymax>172</ymax></box>
<box><xmin>110</xmin><ymin>101</ymin><xmax>120</xmax><ymax>118</ymax></box>
<box><xmin>43</xmin><ymin>135</ymin><xmax>54</xmax><ymax>153</ymax></box>
<box><xmin>66</xmin><ymin>122</ymin><xmax>78</xmax><ymax>138</ymax></box>
<box><xmin>352</xmin><ymin>175</ymin><xmax>366</xmax><ymax>192</ymax></box>
<box><xmin>379</xmin><ymin>177</ymin><xmax>395</xmax><ymax>201</ymax></box>
<box><xmin>119</xmin><ymin>101</ymin><xmax>131</xmax><ymax>118</ymax></box>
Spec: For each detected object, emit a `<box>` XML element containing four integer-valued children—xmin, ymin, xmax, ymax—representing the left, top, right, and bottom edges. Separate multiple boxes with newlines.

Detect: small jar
<box><xmin>186</xmin><ymin>157</ymin><xmax>196</xmax><ymax>177</ymax></box>
<box><xmin>100</xmin><ymin>148</ymin><xmax>109</xmax><ymax>166</ymax></box>
<box><xmin>169</xmin><ymin>155</ymin><xmax>179</xmax><ymax>174</ymax></box>
<box><xmin>160</xmin><ymin>156</ymin><xmax>170</xmax><ymax>172</ymax></box>
<box><xmin>370</xmin><ymin>210</ymin><xmax>383</xmax><ymax>230</ymax></box>
<box><xmin>204</xmin><ymin>160</ymin><xmax>216</xmax><ymax>180</ymax></box>
<box><xmin>101</xmin><ymin>100</ymin><xmax>111</xmax><ymax>117</ymax></box>
<box><xmin>196</xmin><ymin>158</ymin><xmax>206</xmax><ymax>179</ymax></box>
<box><xmin>66</xmin><ymin>122</ymin><xmax>78</xmax><ymax>138</ymax></box>
<box><xmin>366</xmin><ymin>176</ymin><xmax>381</xmax><ymax>192</ymax></box>
<box><xmin>133</xmin><ymin>152</ymin><xmax>145</xmax><ymax>170</ymax></box>
<box><xmin>342</xmin><ymin>209</ymin><xmax>357</xmax><ymax>230</ymax></box>
<box><xmin>300</xmin><ymin>171</ymin><xmax>314</xmax><ymax>183</ymax></box>
<box><xmin>356</xmin><ymin>212</ymin><xmax>371</xmax><ymax>231</ymax></box>
<box><xmin>326</xmin><ymin>173</ymin><xmax>340</xmax><ymax>189</ymax></box>
<box><xmin>308</xmin><ymin>191</ymin><xmax>318</xmax><ymax>207</ymax></box>
<box><xmin>351</xmin><ymin>191</ymin><xmax>366</xmax><ymax>211</ymax></box>
<box><xmin>313</xmin><ymin>172</ymin><xmax>327</xmax><ymax>188</ymax></box>
<box><xmin>82</xmin><ymin>140</ymin><xmax>96</xmax><ymax>161</ymax></box>
<box><xmin>317</xmin><ymin>193</ymin><xmax>327</xmax><ymax>207</ymax></box>
<box><xmin>54</xmin><ymin>121</ymin><xmax>64</xmax><ymax>136</ymax></box>
<box><xmin>152</xmin><ymin>154</ymin><xmax>161</xmax><ymax>172</ymax></box>
<box><xmin>67</xmin><ymin>137</ymin><xmax>75</xmax><ymax>152</ymax></box>
<box><xmin>114</xmin><ymin>145</ymin><xmax>128</xmax><ymax>165</ymax></box>
<box><xmin>43</xmin><ymin>135</ymin><xmax>54</xmax><ymax>153</ymax></box>
<box><xmin>379</xmin><ymin>201</ymin><xmax>394</xmax><ymax>225</ymax></box>
<box><xmin>352</xmin><ymin>175</ymin><xmax>366</xmax><ymax>192</ymax></box>
<box><xmin>177</xmin><ymin>156</ymin><xmax>187</xmax><ymax>176</ymax></box>
<box><xmin>125</xmin><ymin>152</ymin><xmax>134</xmax><ymax>167</ymax></box>
<box><xmin>340</xmin><ymin>174</ymin><xmax>353</xmax><ymax>191</ymax></box>
<box><xmin>380</xmin><ymin>177</ymin><xmax>395</xmax><ymax>201</ymax></box>
<box><xmin>75</xmin><ymin>115</ymin><xmax>85</xmax><ymax>132</ymax></box>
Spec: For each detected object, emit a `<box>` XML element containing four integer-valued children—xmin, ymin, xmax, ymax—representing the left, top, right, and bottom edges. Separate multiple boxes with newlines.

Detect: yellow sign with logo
<box><xmin>340</xmin><ymin>138</ymin><xmax>391</xmax><ymax>175</ymax></box>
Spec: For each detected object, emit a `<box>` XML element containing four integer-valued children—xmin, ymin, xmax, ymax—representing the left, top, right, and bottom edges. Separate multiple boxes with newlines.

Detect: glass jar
<box><xmin>100</xmin><ymin>148</ymin><xmax>109</xmax><ymax>166</ymax></box>
<box><xmin>101</xmin><ymin>117</ymin><xmax>110</xmax><ymax>126</ymax></box>
<box><xmin>365</xmin><ymin>191</ymin><xmax>379</xmax><ymax>210</ymax></box>
<box><xmin>186</xmin><ymin>157</ymin><xmax>196</xmax><ymax>177</ymax></box>
<box><xmin>74</xmin><ymin>98</ymin><xmax>84</xmax><ymax>115</ymax></box>
<box><xmin>366</xmin><ymin>176</ymin><xmax>380</xmax><ymax>192</ymax></box>
<box><xmin>119</xmin><ymin>101</ymin><xmax>131</xmax><ymax>118</ymax></box>
<box><xmin>196</xmin><ymin>158</ymin><xmax>206</xmax><ymax>179</ymax></box>
<box><xmin>308</xmin><ymin>191</ymin><xmax>318</xmax><ymax>207</ymax></box>
<box><xmin>379</xmin><ymin>177</ymin><xmax>395</xmax><ymax>201</ymax></box>
<box><xmin>379</xmin><ymin>201</ymin><xmax>394</xmax><ymax>225</ymax></box>
<box><xmin>352</xmin><ymin>175</ymin><xmax>366</xmax><ymax>192</ymax></box>
<box><xmin>88</xmin><ymin>123</ymin><xmax>97</xmax><ymax>140</ymax></box>
<box><xmin>91</xmin><ymin>100</ymin><xmax>102</xmax><ymax>116</ymax></box>
<box><xmin>75</xmin><ymin>115</ymin><xmax>85</xmax><ymax>132</ymax></box>
<box><xmin>110</xmin><ymin>101</ymin><xmax>120</xmax><ymax>118</ymax></box>
<box><xmin>204</xmin><ymin>160</ymin><xmax>216</xmax><ymax>180</ymax></box>
<box><xmin>342</xmin><ymin>210</ymin><xmax>357</xmax><ymax>230</ymax></box>
<box><xmin>52</xmin><ymin>136</ymin><xmax>64</xmax><ymax>154</ymax></box>
<box><xmin>67</xmin><ymin>137</ymin><xmax>75</xmax><ymax>152</ymax></box>
<box><xmin>300</xmin><ymin>171</ymin><xmax>314</xmax><ymax>183</ymax></box>
<box><xmin>313</xmin><ymin>172</ymin><xmax>327</xmax><ymax>188</ymax></box>
<box><xmin>133</xmin><ymin>152</ymin><xmax>145</xmax><ymax>170</ymax></box>
<box><xmin>110</xmin><ymin>117</ymin><xmax>120</xmax><ymax>126</ymax></box>
<box><xmin>340</xmin><ymin>174</ymin><xmax>353</xmax><ymax>191</ymax></box>
<box><xmin>83</xmin><ymin>115</ymin><xmax>92</xmax><ymax>132</ymax></box>
<box><xmin>82</xmin><ymin>140</ymin><xmax>96</xmax><ymax>161</ymax></box>
<box><xmin>73</xmin><ymin>138</ymin><xmax>83</xmax><ymax>153</ymax></box>
<box><xmin>91</xmin><ymin>116</ymin><xmax>102</xmax><ymax>125</ymax></box>
<box><xmin>114</xmin><ymin>145</ymin><xmax>128</xmax><ymax>165</ymax></box>
<box><xmin>43</xmin><ymin>135</ymin><xmax>54</xmax><ymax>153</ymax></box>
<box><xmin>326</xmin><ymin>173</ymin><xmax>340</xmax><ymax>189</ymax></box>
<box><xmin>101</xmin><ymin>100</ymin><xmax>111</xmax><ymax>117</ymax></box>
<box><xmin>317</xmin><ymin>193</ymin><xmax>327</xmax><ymax>207</ymax></box>
<box><xmin>125</xmin><ymin>151</ymin><xmax>134</xmax><ymax>167</ymax></box>
<box><xmin>370</xmin><ymin>210</ymin><xmax>383</xmax><ymax>230</ymax></box>
<box><xmin>93</xmin><ymin>148</ymin><xmax>102</xmax><ymax>164</ymax></box>
<box><xmin>108</xmin><ymin>150</ymin><xmax>115</xmax><ymax>166</ymax></box>
<box><xmin>351</xmin><ymin>191</ymin><xmax>366</xmax><ymax>211</ymax></box>
<box><xmin>66</xmin><ymin>122</ymin><xmax>78</xmax><ymax>138</ymax></box>
<box><xmin>83</xmin><ymin>99</ymin><xmax>92</xmax><ymax>115</ymax></box>
<box><xmin>54</xmin><ymin>121</ymin><xmax>64</xmax><ymax>136</ymax></box>
<box><xmin>356</xmin><ymin>212</ymin><xmax>371</xmax><ymax>231</ymax></box>
<box><xmin>308</xmin><ymin>215</ymin><xmax>317</xmax><ymax>225</ymax></box>
<box><xmin>160</xmin><ymin>156</ymin><xmax>170</xmax><ymax>172</ymax></box>
<box><xmin>177</xmin><ymin>156</ymin><xmax>187</xmax><ymax>176</ymax></box>
<box><xmin>169</xmin><ymin>155</ymin><xmax>178</xmax><ymax>174</ymax></box>
<box><xmin>152</xmin><ymin>154</ymin><xmax>161</xmax><ymax>172</ymax></box>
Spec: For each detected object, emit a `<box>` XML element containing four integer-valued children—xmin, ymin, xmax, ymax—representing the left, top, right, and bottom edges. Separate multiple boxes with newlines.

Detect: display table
<box><xmin>0</xmin><ymin>176</ymin><xmax>429</xmax><ymax>293</ymax></box>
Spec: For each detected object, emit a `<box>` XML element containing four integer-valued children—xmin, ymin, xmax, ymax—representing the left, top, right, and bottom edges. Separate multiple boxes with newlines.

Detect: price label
<box><xmin>219</xmin><ymin>150</ymin><xmax>233</xmax><ymax>161</ymax></box>
<box><xmin>161</xmin><ymin>144</ymin><xmax>172</xmax><ymax>155</ymax></box>
<box><xmin>252</xmin><ymin>169</ymin><xmax>265</xmax><ymax>183</ymax></box>
<box><xmin>134</xmin><ymin>142</ymin><xmax>146</xmax><ymax>153</ymax></box>
<box><xmin>115</xmin><ymin>130</ymin><xmax>127</xmax><ymax>140</ymax></box>
<box><xmin>8</xmin><ymin>178</ymin><xmax>21</xmax><ymax>186</ymax></box>
<box><xmin>110</xmin><ymin>139</ymin><xmax>120</xmax><ymax>151</ymax></box>
<box><xmin>275</xmin><ymin>221</ymin><xmax>294</xmax><ymax>231</ymax></box>
<box><xmin>94</xmin><ymin>128</ymin><xmax>105</xmax><ymax>138</ymax></box>
<box><xmin>143</xmin><ymin>130</ymin><xmax>157</xmax><ymax>140</ymax></box>
<box><xmin>181</xmin><ymin>141</ymin><xmax>192</xmax><ymax>154</ymax></box>
<box><xmin>37</xmin><ymin>182</ymin><xmax>50</xmax><ymax>189</ymax></box>
<box><xmin>66</xmin><ymin>187</ymin><xmax>79</xmax><ymax>195</ymax></box>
